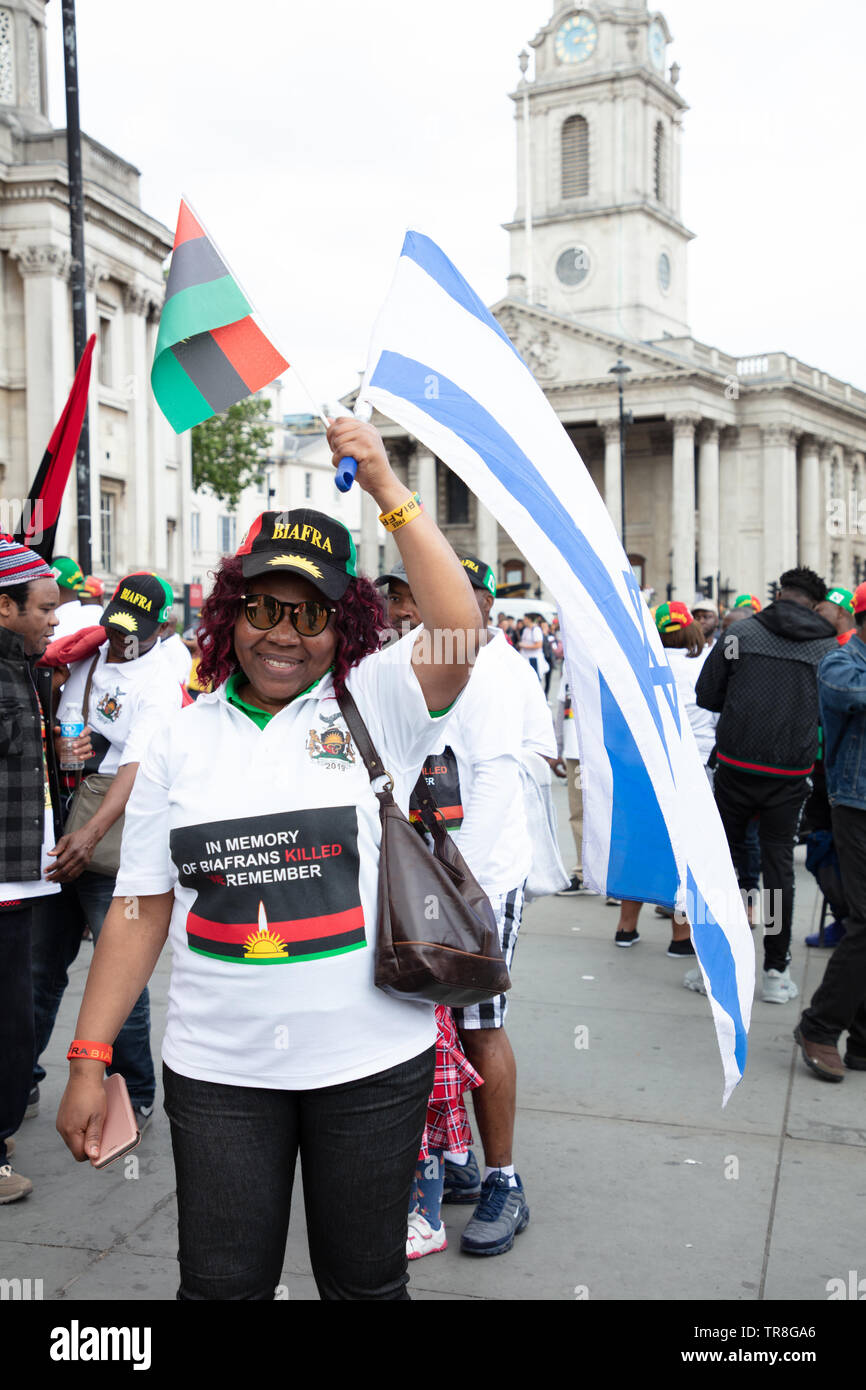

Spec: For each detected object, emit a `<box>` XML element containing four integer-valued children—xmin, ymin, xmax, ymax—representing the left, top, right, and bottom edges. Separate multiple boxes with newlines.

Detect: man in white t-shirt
<box><xmin>518</xmin><ymin>615</ymin><xmax>547</xmax><ymax>682</ymax></box>
<box><xmin>379</xmin><ymin>553</ymin><xmax>557</xmax><ymax>1258</ymax></box>
<box><xmin>31</xmin><ymin>571</ymin><xmax>183</xmax><ymax>1131</ymax></box>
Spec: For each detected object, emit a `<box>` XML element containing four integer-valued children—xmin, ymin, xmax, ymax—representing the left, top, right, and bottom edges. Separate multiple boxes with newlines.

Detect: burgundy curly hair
<box><xmin>196</xmin><ymin>554</ymin><xmax>387</xmax><ymax>696</ymax></box>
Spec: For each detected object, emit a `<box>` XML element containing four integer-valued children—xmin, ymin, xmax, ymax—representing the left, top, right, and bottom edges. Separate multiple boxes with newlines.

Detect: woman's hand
<box><xmin>57</xmin><ymin>1066</ymin><xmax>107</xmax><ymax>1162</ymax></box>
<box><xmin>326</xmin><ymin>419</ymin><xmax>407</xmax><ymax>512</ymax></box>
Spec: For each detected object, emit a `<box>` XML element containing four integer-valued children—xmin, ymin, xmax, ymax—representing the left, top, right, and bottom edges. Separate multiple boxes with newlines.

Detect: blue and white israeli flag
<box><xmin>360</xmin><ymin>230</ymin><xmax>754</xmax><ymax>1102</ymax></box>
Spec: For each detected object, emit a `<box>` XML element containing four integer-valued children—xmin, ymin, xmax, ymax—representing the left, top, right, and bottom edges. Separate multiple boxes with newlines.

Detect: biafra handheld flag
<box><xmin>151</xmin><ymin>199</ymin><xmax>289</xmax><ymax>433</ymax></box>
<box><xmin>14</xmin><ymin>334</ymin><xmax>95</xmax><ymax>560</ymax></box>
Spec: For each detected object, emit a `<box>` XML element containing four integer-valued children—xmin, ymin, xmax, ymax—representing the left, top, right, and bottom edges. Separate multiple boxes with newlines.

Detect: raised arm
<box><xmin>328</xmin><ymin>419</ymin><xmax>483</xmax><ymax>710</ymax></box>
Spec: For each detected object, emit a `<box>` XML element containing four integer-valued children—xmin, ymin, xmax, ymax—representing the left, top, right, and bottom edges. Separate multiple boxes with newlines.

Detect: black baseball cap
<box><xmin>101</xmin><ymin>572</ymin><xmax>174</xmax><ymax>641</ymax></box>
<box><xmin>460</xmin><ymin>555</ymin><xmax>496</xmax><ymax>597</ymax></box>
<box><xmin>236</xmin><ymin>510</ymin><xmax>358</xmax><ymax>601</ymax></box>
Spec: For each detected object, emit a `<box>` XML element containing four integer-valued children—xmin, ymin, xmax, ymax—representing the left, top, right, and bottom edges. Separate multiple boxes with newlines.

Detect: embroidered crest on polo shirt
<box><xmin>266</xmin><ymin>553</ymin><xmax>324</xmax><ymax>579</ymax></box>
<box><xmin>96</xmin><ymin>688</ymin><xmax>123</xmax><ymax>723</ymax></box>
<box><xmin>306</xmin><ymin>711</ymin><xmax>355</xmax><ymax>766</ymax></box>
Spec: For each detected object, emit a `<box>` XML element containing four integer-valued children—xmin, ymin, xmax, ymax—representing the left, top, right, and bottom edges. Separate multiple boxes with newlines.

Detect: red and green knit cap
<box><xmin>654</xmin><ymin>600</ymin><xmax>693</xmax><ymax>633</ymax></box>
<box><xmin>0</xmin><ymin>533</ymin><xmax>53</xmax><ymax>587</ymax></box>
<box><xmin>101</xmin><ymin>572</ymin><xmax>174</xmax><ymax>640</ymax></box>
<box><xmin>734</xmin><ymin>593</ymin><xmax>761</xmax><ymax>611</ymax></box>
<box><xmin>825</xmin><ymin>586</ymin><xmax>854</xmax><ymax>615</ymax></box>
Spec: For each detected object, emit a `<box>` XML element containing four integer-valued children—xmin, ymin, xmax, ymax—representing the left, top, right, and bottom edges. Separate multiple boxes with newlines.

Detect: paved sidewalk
<box><xmin>3</xmin><ymin>780</ymin><xmax>862</xmax><ymax>1302</ymax></box>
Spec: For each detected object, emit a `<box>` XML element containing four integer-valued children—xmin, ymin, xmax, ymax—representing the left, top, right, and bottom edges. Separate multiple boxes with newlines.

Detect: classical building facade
<box><xmin>368</xmin><ymin>0</ymin><xmax>866</xmax><ymax>604</ymax></box>
<box><xmin>0</xmin><ymin>0</ymin><xmax>194</xmax><ymax>595</ymax></box>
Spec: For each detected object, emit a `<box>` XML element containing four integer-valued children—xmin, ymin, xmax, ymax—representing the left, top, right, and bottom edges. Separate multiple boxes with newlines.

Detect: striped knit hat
<box><xmin>0</xmin><ymin>534</ymin><xmax>54</xmax><ymax>588</ymax></box>
<box><xmin>734</xmin><ymin>593</ymin><xmax>761</xmax><ymax>612</ymax></box>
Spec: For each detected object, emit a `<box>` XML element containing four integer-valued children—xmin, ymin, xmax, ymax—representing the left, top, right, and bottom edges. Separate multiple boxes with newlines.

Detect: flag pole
<box><xmin>61</xmin><ymin>0</ymin><xmax>92</xmax><ymax>572</ymax></box>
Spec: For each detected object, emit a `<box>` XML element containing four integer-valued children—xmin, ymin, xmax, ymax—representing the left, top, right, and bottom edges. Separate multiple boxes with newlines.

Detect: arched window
<box><xmin>654</xmin><ymin>120</ymin><xmax>666</xmax><ymax>202</ymax></box>
<box><xmin>562</xmin><ymin>115</ymin><xmax>589</xmax><ymax>198</ymax></box>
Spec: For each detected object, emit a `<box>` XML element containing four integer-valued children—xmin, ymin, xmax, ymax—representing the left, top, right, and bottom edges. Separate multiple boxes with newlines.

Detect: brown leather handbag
<box><xmin>337</xmin><ymin>687</ymin><xmax>511</xmax><ymax>1007</ymax></box>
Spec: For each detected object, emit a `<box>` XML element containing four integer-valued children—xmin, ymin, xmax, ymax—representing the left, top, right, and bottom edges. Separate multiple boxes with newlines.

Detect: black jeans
<box><xmin>800</xmin><ymin>805</ymin><xmax>866</xmax><ymax>1053</ymax></box>
<box><xmin>31</xmin><ymin>875</ymin><xmax>155</xmax><ymax>1108</ymax></box>
<box><xmin>713</xmin><ymin>763</ymin><xmax>811</xmax><ymax>971</ymax></box>
<box><xmin>0</xmin><ymin>904</ymin><xmax>34</xmax><ymax>1165</ymax></box>
<box><xmin>163</xmin><ymin>1044</ymin><xmax>436</xmax><ymax>1301</ymax></box>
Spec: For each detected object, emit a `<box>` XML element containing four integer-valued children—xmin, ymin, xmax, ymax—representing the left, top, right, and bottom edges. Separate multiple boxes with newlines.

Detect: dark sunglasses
<box><xmin>243</xmin><ymin>595</ymin><xmax>335</xmax><ymax>636</ymax></box>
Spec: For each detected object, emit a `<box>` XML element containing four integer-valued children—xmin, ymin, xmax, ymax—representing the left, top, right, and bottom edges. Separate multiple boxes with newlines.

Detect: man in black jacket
<box><xmin>696</xmin><ymin>568</ymin><xmax>836</xmax><ymax>1004</ymax></box>
<box><xmin>0</xmin><ymin>536</ymin><xmax>60</xmax><ymax>1203</ymax></box>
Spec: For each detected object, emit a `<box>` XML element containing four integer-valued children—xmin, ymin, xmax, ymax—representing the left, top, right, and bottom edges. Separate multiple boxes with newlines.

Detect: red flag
<box><xmin>15</xmin><ymin>334</ymin><xmax>96</xmax><ymax>560</ymax></box>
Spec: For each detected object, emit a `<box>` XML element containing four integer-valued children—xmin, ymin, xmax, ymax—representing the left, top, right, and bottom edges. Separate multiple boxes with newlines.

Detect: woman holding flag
<box><xmin>56</xmin><ymin>419</ymin><xmax>485</xmax><ymax>1301</ymax></box>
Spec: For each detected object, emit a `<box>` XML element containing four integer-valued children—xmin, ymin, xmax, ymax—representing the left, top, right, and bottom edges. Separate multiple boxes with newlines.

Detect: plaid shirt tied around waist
<box><xmin>0</xmin><ymin>626</ymin><xmax>48</xmax><ymax>881</ymax></box>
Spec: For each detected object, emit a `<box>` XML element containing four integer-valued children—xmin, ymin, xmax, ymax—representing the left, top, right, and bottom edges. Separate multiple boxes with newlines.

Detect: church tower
<box><xmin>505</xmin><ymin>0</ymin><xmax>693</xmax><ymax>341</ymax></box>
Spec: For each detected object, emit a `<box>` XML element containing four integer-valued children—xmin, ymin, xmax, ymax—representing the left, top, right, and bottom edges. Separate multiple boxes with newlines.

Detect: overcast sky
<box><xmin>45</xmin><ymin>0</ymin><xmax>865</xmax><ymax>412</ymax></box>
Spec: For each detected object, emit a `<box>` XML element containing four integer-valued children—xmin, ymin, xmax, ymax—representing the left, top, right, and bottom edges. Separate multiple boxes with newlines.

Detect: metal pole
<box><xmin>62</xmin><ymin>0</ymin><xmax>91</xmax><ymax>572</ymax></box>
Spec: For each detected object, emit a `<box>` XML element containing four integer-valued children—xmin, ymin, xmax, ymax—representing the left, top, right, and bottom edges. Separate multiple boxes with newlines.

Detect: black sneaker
<box><xmin>556</xmin><ymin>876</ymin><xmax>588</xmax><ymax>896</ymax></box>
<box><xmin>442</xmin><ymin>1148</ymin><xmax>482</xmax><ymax>1204</ymax></box>
<box><xmin>843</xmin><ymin>1051</ymin><xmax>866</xmax><ymax>1071</ymax></box>
<box><xmin>460</xmin><ymin>1172</ymin><xmax>529</xmax><ymax>1256</ymax></box>
<box><xmin>614</xmin><ymin>929</ymin><xmax>640</xmax><ymax>947</ymax></box>
<box><xmin>24</xmin><ymin>1086</ymin><xmax>39</xmax><ymax>1120</ymax></box>
<box><xmin>667</xmin><ymin>939</ymin><xmax>695</xmax><ymax>957</ymax></box>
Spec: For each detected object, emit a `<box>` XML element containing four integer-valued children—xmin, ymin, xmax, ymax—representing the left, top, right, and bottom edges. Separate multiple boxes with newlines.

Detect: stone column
<box><xmin>697</xmin><ymin>421</ymin><xmax>720</xmax><ymax>593</ymax></box>
<box><xmin>413</xmin><ymin>445</ymin><xmax>438</xmax><ymax>526</ymax></box>
<box><xmin>798</xmin><ymin>435</ymin><xmax>822</xmax><ymax>572</ymax></box>
<box><xmin>717</xmin><ymin>427</ymin><xmax>740</xmax><ymax>598</ymax></box>
<box><xmin>669</xmin><ymin>413</ymin><xmax>700</xmax><ymax>601</ymax></box>
<box><xmin>359</xmin><ymin>489</ymin><xmax>380</xmax><ymax>579</ymax></box>
<box><xmin>601</xmin><ymin>419</ymin><xmax>622</xmax><ymax>540</ymax></box>
<box><xmin>475</xmin><ymin>498</ymin><xmax>498</xmax><ymax>573</ymax></box>
<box><xmin>11</xmin><ymin>245</ymin><xmax>74</xmax><ymax>508</ymax></box>
<box><xmin>761</xmin><ymin>424</ymin><xmax>800</xmax><ymax>591</ymax></box>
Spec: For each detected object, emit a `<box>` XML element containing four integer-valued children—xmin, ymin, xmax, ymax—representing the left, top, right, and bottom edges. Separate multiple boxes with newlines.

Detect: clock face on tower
<box><xmin>555</xmin><ymin>12</ymin><xmax>599</xmax><ymax>65</ymax></box>
<box><xmin>556</xmin><ymin>246</ymin><xmax>591</xmax><ymax>286</ymax></box>
<box><xmin>648</xmin><ymin>19</ymin><xmax>666</xmax><ymax>72</ymax></box>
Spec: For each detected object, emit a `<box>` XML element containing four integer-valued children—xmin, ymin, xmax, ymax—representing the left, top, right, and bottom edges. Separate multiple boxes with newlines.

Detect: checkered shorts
<box><xmin>451</xmin><ymin>883</ymin><xmax>525</xmax><ymax>1031</ymax></box>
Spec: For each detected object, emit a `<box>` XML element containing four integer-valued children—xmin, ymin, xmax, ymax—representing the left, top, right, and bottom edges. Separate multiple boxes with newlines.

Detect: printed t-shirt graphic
<box><xmin>171</xmin><ymin>807</ymin><xmax>365</xmax><ymax>964</ymax></box>
<box><xmin>409</xmin><ymin>745</ymin><xmax>463</xmax><ymax>829</ymax></box>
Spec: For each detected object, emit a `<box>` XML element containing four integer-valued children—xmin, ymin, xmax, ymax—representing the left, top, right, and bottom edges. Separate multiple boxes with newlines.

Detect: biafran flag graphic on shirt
<box><xmin>171</xmin><ymin>807</ymin><xmax>365</xmax><ymax>964</ymax></box>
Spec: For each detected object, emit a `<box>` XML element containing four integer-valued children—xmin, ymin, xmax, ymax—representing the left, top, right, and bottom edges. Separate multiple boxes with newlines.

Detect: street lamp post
<box><xmin>608</xmin><ymin>352</ymin><xmax>633</xmax><ymax>551</ymax></box>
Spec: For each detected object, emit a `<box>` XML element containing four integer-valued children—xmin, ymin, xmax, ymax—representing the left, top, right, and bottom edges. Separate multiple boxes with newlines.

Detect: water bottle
<box><xmin>59</xmin><ymin>702</ymin><xmax>85</xmax><ymax>771</ymax></box>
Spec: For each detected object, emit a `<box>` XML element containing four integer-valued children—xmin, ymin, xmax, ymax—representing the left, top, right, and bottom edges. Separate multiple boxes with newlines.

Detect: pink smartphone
<box><xmin>90</xmin><ymin>1072</ymin><xmax>142</xmax><ymax>1169</ymax></box>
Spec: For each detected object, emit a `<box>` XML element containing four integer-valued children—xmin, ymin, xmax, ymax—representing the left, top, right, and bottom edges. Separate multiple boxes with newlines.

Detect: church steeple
<box><xmin>0</xmin><ymin>0</ymin><xmax>50</xmax><ymax>136</ymax></box>
<box><xmin>505</xmin><ymin>2</ymin><xmax>693</xmax><ymax>341</ymax></box>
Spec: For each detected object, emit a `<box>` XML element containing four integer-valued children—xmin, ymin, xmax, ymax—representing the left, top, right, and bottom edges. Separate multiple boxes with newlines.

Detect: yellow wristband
<box><xmin>379</xmin><ymin>492</ymin><xmax>423</xmax><ymax>533</ymax></box>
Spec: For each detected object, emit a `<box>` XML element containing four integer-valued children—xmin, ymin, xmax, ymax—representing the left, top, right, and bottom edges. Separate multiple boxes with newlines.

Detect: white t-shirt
<box><xmin>58</xmin><ymin>641</ymin><xmax>183</xmax><ymax>775</ymax></box>
<box><xmin>160</xmin><ymin>632</ymin><xmax>193</xmax><ymax>686</ymax></box>
<box><xmin>519</xmin><ymin>623</ymin><xmax>548</xmax><ymax>675</ymax></box>
<box><xmin>666</xmin><ymin>646</ymin><xmax>718</xmax><ymax>764</ymax></box>
<box><xmin>52</xmin><ymin>599</ymin><xmax>102</xmax><ymax>642</ymax></box>
<box><xmin>114</xmin><ymin>630</ymin><xmax>454</xmax><ymax>1091</ymax></box>
<box><xmin>416</xmin><ymin>631</ymin><xmax>556</xmax><ymax>896</ymax></box>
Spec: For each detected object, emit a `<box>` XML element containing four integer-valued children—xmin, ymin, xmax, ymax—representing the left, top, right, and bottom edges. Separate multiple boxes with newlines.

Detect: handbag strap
<box><xmin>336</xmin><ymin>684</ymin><xmax>448</xmax><ymax>846</ymax></box>
<box><xmin>335</xmin><ymin>686</ymin><xmax>394</xmax><ymax>803</ymax></box>
<box><xmin>70</xmin><ymin>653</ymin><xmax>100</xmax><ymax>795</ymax></box>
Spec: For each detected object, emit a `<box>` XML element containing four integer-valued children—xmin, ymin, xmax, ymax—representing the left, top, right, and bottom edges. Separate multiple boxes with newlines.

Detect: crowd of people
<box><xmin>1</xmin><ymin>418</ymin><xmax>864</xmax><ymax>1300</ymax></box>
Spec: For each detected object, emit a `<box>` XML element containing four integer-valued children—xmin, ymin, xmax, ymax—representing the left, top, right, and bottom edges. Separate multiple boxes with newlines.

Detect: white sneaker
<box><xmin>406</xmin><ymin>1210</ymin><xmax>448</xmax><ymax>1260</ymax></box>
<box><xmin>683</xmin><ymin>967</ymin><xmax>707</xmax><ymax>996</ymax></box>
<box><xmin>762</xmin><ymin>968</ymin><xmax>799</xmax><ymax>1003</ymax></box>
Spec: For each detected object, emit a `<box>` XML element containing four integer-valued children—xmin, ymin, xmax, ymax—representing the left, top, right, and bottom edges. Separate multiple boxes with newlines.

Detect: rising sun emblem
<box><xmin>243</xmin><ymin>901</ymin><xmax>288</xmax><ymax>960</ymax></box>
<box><xmin>266</xmin><ymin>554</ymin><xmax>323</xmax><ymax>579</ymax></box>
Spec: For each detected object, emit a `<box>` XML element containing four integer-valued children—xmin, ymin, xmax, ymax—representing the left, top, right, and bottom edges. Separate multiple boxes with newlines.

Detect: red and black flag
<box><xmin>14</xmin><ymin>334</ymin><xmax>95</xmax><ymax>560</ymax></box>
<box><xmin>151</xmin><ymin>198</ymin><xmax>288</xmax><ymax>433</ymax></box>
